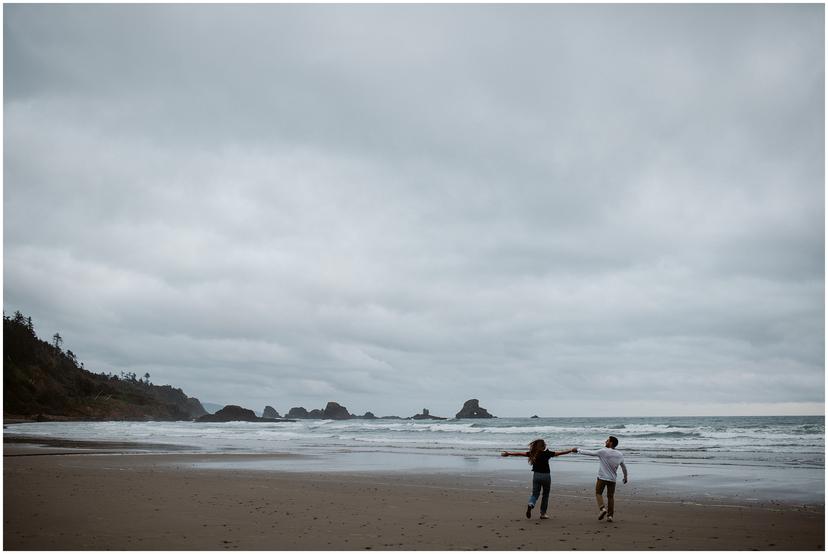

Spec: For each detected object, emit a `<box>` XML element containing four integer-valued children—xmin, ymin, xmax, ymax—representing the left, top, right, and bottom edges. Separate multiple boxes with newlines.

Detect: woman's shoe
<box><xmin>539</xmin><ymin>513</ymin><xmax>550</xmax><ymax>519</ymax></box>
<box><xmin>525</xmin><ymin>505</ymin><xmax>533</xmax><ymax>519</ymax></box>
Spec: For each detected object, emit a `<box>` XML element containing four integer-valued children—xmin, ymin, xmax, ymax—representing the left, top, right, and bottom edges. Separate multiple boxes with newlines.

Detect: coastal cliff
<box><xmin>3</xmin><ymin>311</ymin><xmax>206</xmax><ymax>421</ymax></box>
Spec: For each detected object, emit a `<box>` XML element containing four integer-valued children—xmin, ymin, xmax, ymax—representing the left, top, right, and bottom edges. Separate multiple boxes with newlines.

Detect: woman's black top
<box><xmin>530</xmin><ymin>449</ymin><xmax>557</xmax><ymax>473</ymax></box>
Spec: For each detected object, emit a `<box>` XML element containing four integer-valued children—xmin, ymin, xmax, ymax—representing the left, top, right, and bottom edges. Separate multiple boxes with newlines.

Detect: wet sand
<box><xmin>3</xmin><ymin>441</ymin><xmax>824</xmax><ymax>550</ymax></box>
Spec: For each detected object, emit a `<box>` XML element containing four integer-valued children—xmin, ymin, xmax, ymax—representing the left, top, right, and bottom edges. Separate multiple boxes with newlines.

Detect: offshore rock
<box><xmin>197</xmin><ymin>405</ymin><xmax>259</xmax><ymax>422</ymax></box>
<box><xmin>360</xmin><ymin>411</ymin><xmax>377</xmax><ymax>419</ymax></box>
<box><xmin>455</xmin><ymin>399</ymin><xmax>495</xmax><ymax>419</ymax></box>
<box><xmin>411</xmin><ymin>408</ymin><xmax>447</xmax><ymax>420</ymax></box>
<box><xmin>263</xmin><ymin>405</ymin><xmax>280</xmax><ymax>419</ymax></box>
<box><xmin>308</xmin><ymin>409</ymin><xmax>324</xmax><ymax>419</ymax></box>
<box><xmin>323</xmin><ymin>402</ymin><xmax>352</xmax><ymax>419</ymax></box>
<box><xmin>287</xmin><ymin>407</ymin><xmax>309</xmax><ymax>418</ymax></box>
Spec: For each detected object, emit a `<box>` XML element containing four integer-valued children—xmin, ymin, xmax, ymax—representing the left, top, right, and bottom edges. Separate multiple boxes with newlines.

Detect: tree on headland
<box><xmin>119</xmin><ymin>371</ymin><xmax>138</xmax><ymax>382</ymax></box>
<box><xmin>7</xmin><ymin>311</ymin><xmax>36</xmax><ymax>336</ymax></box>
<box><xmin>52</xmin><ymin>333</ymin><xmax>63</xmax><ymax>351</ymax></box>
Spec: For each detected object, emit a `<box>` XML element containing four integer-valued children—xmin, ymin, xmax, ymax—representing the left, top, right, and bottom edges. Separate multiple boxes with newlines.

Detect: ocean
<box><xmin>5</xmin><ymin>415</ymin><xmax>824</xmax><ymax>504</ymax></box>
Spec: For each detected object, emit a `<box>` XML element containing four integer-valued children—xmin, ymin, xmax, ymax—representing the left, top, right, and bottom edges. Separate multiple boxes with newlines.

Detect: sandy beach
<box><xmin>3</xmin><ymin>439</ymin><xmax>823</xmax><ymax>551</ymax></box>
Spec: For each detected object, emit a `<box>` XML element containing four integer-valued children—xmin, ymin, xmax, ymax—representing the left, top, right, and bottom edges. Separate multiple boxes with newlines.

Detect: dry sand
<box><xmin>3</xmin><ymin>441</ymin><xmax>824</xmax><ymax>550</ymax></box>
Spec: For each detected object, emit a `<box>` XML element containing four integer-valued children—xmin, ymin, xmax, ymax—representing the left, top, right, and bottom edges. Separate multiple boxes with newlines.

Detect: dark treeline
<box><xmin>4</xmin><ymin>311</ymin><xmax>206</xmax><ymax>421</ymax></box>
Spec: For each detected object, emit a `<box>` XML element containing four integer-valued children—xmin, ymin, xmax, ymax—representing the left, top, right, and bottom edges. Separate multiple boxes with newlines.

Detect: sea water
<box><xmin>5</xmin><ymin>415</ymin><xmax>824</xmax><ymax>504</ymax></box>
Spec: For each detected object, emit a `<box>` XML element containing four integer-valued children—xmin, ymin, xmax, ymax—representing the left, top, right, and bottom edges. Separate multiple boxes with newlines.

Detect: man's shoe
<box><xmin>540</xmin><ymin>513</ymin><xmax>550</xmax><ymax>519</ymax></box>
<box><xmin>607</xmin><ymin>516</ymin><xmax>614</xmax><ymax>523</ymax></box>
<box><xmin>598</xmin><ymin>507</ymin><xmax>607</xmax><ymax>520</ymax></box>
<box><xmin>526</xmin><ymin>505</ymin><xmax>533</xmax><ymax>519</ymax></box>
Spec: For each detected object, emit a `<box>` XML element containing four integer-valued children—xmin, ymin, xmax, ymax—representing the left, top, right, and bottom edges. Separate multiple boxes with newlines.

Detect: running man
<box><xmin>575</xmin><ymin>435</ymin><xmax>628</xmax><ymax>522</ymax></box>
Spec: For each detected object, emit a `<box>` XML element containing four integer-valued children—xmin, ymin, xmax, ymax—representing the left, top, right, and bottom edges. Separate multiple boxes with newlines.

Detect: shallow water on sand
<box><xmin>185</xmin><ymin>447</ymin><xmax>824</xmax><ymax>506</ymax></box>
<box><xmin>6</xmin><ymin>415</ymin><xmax>823</xmax><ymax>505</ymax></box>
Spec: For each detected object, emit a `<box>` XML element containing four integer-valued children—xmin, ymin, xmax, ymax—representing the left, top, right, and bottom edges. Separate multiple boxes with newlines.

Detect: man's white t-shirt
<box><xmin>579</xmin><ymin>447</ymin><xmax>627</xmax><ymax>482</ymax></box>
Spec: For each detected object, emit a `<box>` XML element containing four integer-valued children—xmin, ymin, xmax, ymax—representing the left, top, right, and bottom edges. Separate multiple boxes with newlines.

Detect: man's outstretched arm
<box><xmin>577</xmin><ymin>448</ymin><xmax>599</xmax><ymax>456</ymax></box>
<box><xmin>620</xmin><ymin>461</ymin><xmax>628</xmax><ymax>483</ymax></box>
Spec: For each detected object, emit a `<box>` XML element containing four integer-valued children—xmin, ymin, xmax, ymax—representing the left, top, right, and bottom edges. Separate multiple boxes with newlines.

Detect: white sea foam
<box><xmin>4</xmin><ymin>416</ymin><xmax>823</xmax><ymax>470</ymax></box>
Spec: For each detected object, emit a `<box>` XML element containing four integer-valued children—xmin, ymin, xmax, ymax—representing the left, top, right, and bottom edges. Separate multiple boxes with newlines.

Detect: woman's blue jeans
<box><xmin>529</xmin><ymin>472</ymin><xmax>551</xmax><ymax>513</ymax></box>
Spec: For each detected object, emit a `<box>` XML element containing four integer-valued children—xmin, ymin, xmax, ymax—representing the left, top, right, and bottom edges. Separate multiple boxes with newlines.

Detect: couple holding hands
<box><xmin>501</xmin><ymin>435</ymin><xmax>628</xmax><ymax>522</ymax></box>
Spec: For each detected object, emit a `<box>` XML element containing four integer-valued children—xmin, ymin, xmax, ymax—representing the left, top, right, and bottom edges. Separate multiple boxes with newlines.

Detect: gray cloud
<box><xmin>4</xmin><ymin>4</ymin><xmax>823</xmax><ymax>417</ymax></box>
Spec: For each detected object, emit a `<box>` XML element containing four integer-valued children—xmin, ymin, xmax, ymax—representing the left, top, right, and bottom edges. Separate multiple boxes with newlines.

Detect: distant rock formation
<box><xmin>323</xmin><ymin>402</ymin><xmax>351</xmax><ymax>420</ymax></box>
<box><xmin>411</xmin><ymin>408</ymin><xmax>447</xmax><ymax>420</ymax></box>
<box><xmin>262</xmin><ymin>405</ymin><xmax>280</xmax><ymax>419</ymax></box>
<box><xmin>380</xmin><ymin>415</ymin><xmax>403</xmax><ymax>419</ymax></box>
<box><xmin>197</xmin><ymin>405</ymin><xmax>259</xmax><ymax>422</ymax></box>
<box><xmin>286</xmin><ymin>405</ymin><xmax>343</xmax><ymax>419</ymax></box>
<box><xmin>530</xmin><ymin>415</ymin><xmax>539</xmax><ymax>419</ymax></box>
<box><xmin>287</xmin><ymin>407</ymin><xmax>309</xmax><ymax>418</ymax></box>
<box><xmin>455</xmin><ymin>399</ymin><xmax>495</xmax><ymax>419</ymax></box>
<box><xmin>360</xmin><ymin>411</ymin><xmax>377</xmax><ymax>419</ymax></box>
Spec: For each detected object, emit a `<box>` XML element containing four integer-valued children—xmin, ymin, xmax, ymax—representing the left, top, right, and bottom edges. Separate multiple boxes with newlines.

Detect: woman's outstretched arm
<box><xmin>500</xmin><ymin>451</ymin><xmax>529</xmax><ymax>457</ymax></box>
<box><xmin>553</xmin><ymin>448</ymin><xmax>577</xmax><ymax>456</ymax></box>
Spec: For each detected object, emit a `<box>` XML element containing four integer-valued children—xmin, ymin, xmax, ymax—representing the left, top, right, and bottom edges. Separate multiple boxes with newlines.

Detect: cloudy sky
<box><xmin>4</xmin><ymin>4</ymin><xmax>824</xmax><ymax>417</ymax></box>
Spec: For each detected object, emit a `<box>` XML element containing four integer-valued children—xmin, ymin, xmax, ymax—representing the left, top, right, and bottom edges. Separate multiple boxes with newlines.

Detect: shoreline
<box><xmin>6</xmin><ymin>433</ymin><xmax>824</xmax><ymax>508</ymax></box>
<box><xmin>4</xmin><ymin>442</ymin><xmax>824</xmax><ymax>550</ymax></box>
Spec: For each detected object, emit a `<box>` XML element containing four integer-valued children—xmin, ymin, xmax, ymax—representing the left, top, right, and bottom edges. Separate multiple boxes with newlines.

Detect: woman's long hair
<box><xmin>528</xmin><ymin>439</ymin><xmax>546</xmax><ymax>466</ymax></box>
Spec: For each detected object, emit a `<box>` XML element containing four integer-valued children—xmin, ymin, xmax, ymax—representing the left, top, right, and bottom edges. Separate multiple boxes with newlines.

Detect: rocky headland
<box><xmin>4</xmin><ymin>311</ymin><xmax>206</xmax><ymax>422</ymax></box>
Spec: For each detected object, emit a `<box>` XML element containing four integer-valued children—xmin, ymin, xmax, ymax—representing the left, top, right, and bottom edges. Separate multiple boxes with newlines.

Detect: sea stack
<box><xmin>455</xmin><ymin>399</ymin><xmax>495</xmax><ymax>419</ymax></box>
<box><xmin>411</xmin><ymin>408</ymin><xmax>447</xmax><ymax>420</ymax></box>
<box><xmin>322</xmin><ymin>402</ymin><xmax>351</xmax><ymax>420</ymax></box>
<box><xmin>287</xmin><ymin>407</ymin><xmax>309</xmax><ymax>418</ymax></box>
<box><xmin>196</xmin><ymin>405</ymin><xmax>259</xmax><ymax>422</ymax></box>
<box><xmin>262</xmin><ymin>405</ymin><xmax>280</xmax><ymax>419</ymax></box>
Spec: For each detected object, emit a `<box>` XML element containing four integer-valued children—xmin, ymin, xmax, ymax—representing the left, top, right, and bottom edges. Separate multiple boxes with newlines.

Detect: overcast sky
<box><xmin>4</xmin><ymin>4</ymin><xmax>824</xmax><ymax>417</ymax></box>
